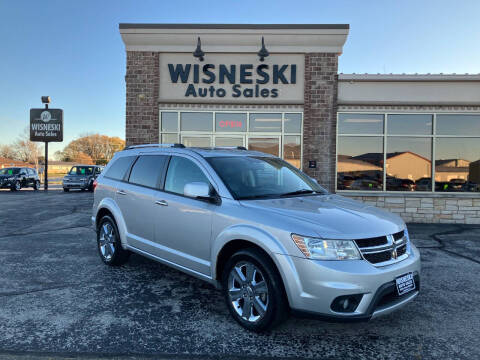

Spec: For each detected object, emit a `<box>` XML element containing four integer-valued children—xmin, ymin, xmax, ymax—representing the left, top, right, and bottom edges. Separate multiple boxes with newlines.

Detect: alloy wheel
<box><xmin>228</xmin><ymin>261</ymin><xmax>269</xmax><ymax>322</ymax></box>
<box><xmin>99</xmin><ymin>223</ymin><xmax>116</xmax><ymax>261</ymax></box>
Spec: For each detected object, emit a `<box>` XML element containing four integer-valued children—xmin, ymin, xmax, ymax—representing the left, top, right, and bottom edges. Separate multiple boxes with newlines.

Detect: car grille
<box><xmin>354</xmin><ymin>230</ymin><xmax>409</xmax><ymax>266</ymax></box>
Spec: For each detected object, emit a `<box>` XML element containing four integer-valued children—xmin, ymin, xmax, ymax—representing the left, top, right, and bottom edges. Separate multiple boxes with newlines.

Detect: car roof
<box><xmin>71</xmin><ymin>164</ymin><xmax>101</xmax><ymax>167</ymax></box>
<box><xmin>122</xmin><ymin>144</ymin><xmax>275</xmax><ymax>158</ymax></box>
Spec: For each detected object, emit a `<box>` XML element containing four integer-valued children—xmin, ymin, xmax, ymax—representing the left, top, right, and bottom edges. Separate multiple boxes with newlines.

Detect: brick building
<box><xmin>120</xmin><ymin>24</ymin><xmax>480</xmax><ymax>224</ymax></box>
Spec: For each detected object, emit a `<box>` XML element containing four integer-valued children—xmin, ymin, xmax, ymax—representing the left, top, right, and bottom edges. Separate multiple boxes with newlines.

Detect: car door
<box><xmin>114</xmin><ymin>154</ymin><xmax>169</xmax><ymax>254</ymax></box>
<box><xmin>152</xmin><ymin>155</ymin><xmax>215</xmax><ymax>276</ymax></box>
<box><xmin>19</xmin><ymin>169</ymin><xmax>29</xmax><ymax>186</ymax></box>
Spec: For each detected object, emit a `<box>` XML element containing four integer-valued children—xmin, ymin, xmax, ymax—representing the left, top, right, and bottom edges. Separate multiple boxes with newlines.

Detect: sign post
<box><xmin>30</xmin><ymin>97</ymin><xmax>63</xmax><ymax>191</ymax></box>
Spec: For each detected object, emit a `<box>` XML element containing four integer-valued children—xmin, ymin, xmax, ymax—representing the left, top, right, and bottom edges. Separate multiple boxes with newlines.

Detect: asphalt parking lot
<box><xmin>0</xmin><ymin>191</ymin><xmax>479</xmax><ymax>360</ymax></box>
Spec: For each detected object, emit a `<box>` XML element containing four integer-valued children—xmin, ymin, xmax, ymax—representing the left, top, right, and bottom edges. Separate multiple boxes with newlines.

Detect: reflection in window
<box><xmin>181</xmin><ymin>137</ymin><xmax>211</xmax><ymax>147</ymax></box>
<box><xmin>435</xmin><ymin>138</ymin><xmax>480</xmax><ymax>192</ymax></box>
<box><xmin>180</xmin><ymin>112</ymin><xmax>213</xmax><ymax>131</ymax></box>
<box><xmin>387</xmin><ymin>114</ymin><xmax>432</xmax><ymax>135</ymax></box>
<box><xmin>215</xmin><ymin>137</ymin><xmax>243</xmax><ymax>147</ymax></box>
<box><xmin>161</xmin><ymin>112</ymin><xmax>178</xmax><ymax>132</ymax></box>
<box><xmin>436</xmin><ymin>115</ymin><xmax>480</xmax><ymax>136</ymax></box>
<box><xmin>338</xmin><ymin>113</ymin><xmax>384</xmax><ymax>134</ymax></box>
<box><xmin>249</xmin><ymin>113</ymin><xmax>282</xmax><ymax>132</ymax></box>
<box><xmin>162</xmin><ymin>133</ymin><xmax>178</xmax><ymax>144</ymax></box>
<box><xmin>386</xmin><ymin>137</ymin><xmax>432</xmax><ymax>191</ymax></box>
<box><xmin>284</xmin><ymin>135</ymin><xmax>301</xmax><ymax>168</ymax></box>
<box><xmin>248</xmin><ymin>138</ymin><xmax>279</xmax><ymax>156</ymax></box>
<box><xmin>284</xmin><ymin>113</ymin><xmax>302</xmax><ymax>133</ymax></box>
<box><xmin>337</xmin><ymin>137</ymin><xmax>383</xmax><ymax>191</ymax></box>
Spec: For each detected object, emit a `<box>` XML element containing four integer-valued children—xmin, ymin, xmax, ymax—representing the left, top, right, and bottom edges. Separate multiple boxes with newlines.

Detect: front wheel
<box><xmin>221</xmin><ymin>248</ymin><xmax>289</xmax><ymax>332</ymax></box>
<box><xmin>11</xmin><ymin>181</ymin><xmax>21</xmax><ymax>191</ymax></box>
<box><xmin>97</xmin><ymin>215</ymin><xmax>130</xmax><ymax>266</ymax></box>
<box><xmin>33</xmin><ymin>180</ymin><xmax>40</xmax><ymax>190</ymax></box>
<box><xmin>63</xmin><ymin>188</ymin><xmax>69</xmax><ymax>192</ymax></box>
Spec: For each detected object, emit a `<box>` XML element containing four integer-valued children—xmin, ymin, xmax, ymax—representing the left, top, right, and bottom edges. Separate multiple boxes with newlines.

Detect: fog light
<box><xmin>331</xmin><ymin>294</ymin><xmax>363</xmax><ymax>313</ymax></box>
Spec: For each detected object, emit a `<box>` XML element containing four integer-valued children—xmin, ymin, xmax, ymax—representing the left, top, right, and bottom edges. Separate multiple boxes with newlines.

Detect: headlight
<box><xmin>404</xmin><ymin>227</ymin><xmax>412</xmax><ymax>252</ymax></box>
<box><xmin>291</xmin><ymin>234</ymin><xmax>361</xmax><ymax>260</ymax></box>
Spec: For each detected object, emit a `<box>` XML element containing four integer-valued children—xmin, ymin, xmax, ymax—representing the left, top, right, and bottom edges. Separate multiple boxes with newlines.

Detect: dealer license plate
<box><xmin>395</xmin><ymin>272</ymin><xmax>415</xmax><ymax>296</ymax></box>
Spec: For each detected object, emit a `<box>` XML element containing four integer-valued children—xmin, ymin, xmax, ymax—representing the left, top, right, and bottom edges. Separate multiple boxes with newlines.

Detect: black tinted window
<box><xmin>165</xmin><ymin>156</ymin><xmax>210</xmax><ymax>195</ymax></box>
<box><xmin>128</xmin><ymin>155</ymin><xmax>167</xmax><ymax>188</ymax></box>
<box><xmin>104</xmin><ymin>156</ymin><xmax>136</xmax><ymax>181</ymax></box>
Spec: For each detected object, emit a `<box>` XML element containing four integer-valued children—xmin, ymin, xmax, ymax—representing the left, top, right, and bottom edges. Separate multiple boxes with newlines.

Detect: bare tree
<box><xmin>12</xmin><ymin>129</ymin><xmax>43</xmax><ymax>170</ymax></box>
<box><xmin>0</xmin><ymin>144</ymin><xmax>16</xmax><ymax>159</ymax></box>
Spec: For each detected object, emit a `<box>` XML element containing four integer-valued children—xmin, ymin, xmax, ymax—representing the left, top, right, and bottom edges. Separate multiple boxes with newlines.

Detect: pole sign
<box><xmin>30</xmin><ymin>108</ymin><xmax>63</xmax><ymax>142</ymax></box>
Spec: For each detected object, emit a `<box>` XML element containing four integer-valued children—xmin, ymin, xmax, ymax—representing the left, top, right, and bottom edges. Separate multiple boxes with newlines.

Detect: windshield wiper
<box><xmin>280</xmin><ymin>189</ymin><xmax>316</xmax><ymax>197</ymax></box>
<box><xmin>237</xmin><ymin>194</ymin><xmax>278</xmax><ymax>200</ymax></box>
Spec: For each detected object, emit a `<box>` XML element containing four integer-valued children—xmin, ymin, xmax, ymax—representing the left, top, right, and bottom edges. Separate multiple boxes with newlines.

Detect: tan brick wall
<box><xmin>344</xmin><ymin>195</ymin><xmax>480</xmax><ymax>224</ymax></box>
<box><xmin>125</xmin><ymin>51</ymin><xmax>160</xmax><ymax>146</ymax></box>
<box><xmin>303</xmin><ymin>53</ymin><xmax>339</xmax><ymax>192</ymax></box>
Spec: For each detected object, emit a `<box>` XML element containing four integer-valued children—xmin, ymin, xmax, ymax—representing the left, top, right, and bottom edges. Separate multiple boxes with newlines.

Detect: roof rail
<box><xmin>124</xmin><ymin>143</ymin><xmax>185</xmax><ymax>150</ymax></box>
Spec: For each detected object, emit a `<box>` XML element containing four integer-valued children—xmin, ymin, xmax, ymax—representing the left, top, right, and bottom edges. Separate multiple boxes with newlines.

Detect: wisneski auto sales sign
<box><xmin>30</xmin><ymin>108</ymin><xmax>63</xmax><ymax>142</ymax></box>
<box><xmin>159</xmin><ymin>53</ymin><xmax>304</xmax><ymax>104</ymax></box>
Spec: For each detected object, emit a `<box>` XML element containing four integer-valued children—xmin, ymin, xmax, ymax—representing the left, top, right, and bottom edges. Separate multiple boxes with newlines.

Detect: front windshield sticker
<box><xmin>81</xmin><ymin>168</ymin><xmax>85</xmax><ymax>174</ymax></box>
<box><xmin>8</xmin><ymin>169</ymin><xmax>12</xmax><ymax>175</ymax></box>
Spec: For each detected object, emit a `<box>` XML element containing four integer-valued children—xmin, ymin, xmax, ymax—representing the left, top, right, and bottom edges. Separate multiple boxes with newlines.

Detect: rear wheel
<box><xmin>97</xmin><ymin>215</ymin><xmax>130</xmax><ymax>266</ymax></box>
<box><xmin>221</xmin><ymin>248</ymin><xmax>289</xmax><ymax>332</ymax></box>
<box><xmin>33</xmin><ymin>180</ymin><xmax>40</xmax><ymax>190</ymax></box>
<box><xmin>63</xmin><ymin>188</ymin><xmax>69</xmax><ymax>192</ymax></box>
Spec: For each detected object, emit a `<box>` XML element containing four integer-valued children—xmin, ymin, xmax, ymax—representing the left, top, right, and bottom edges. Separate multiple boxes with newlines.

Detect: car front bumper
<box><xmin>63</xmin><ymin>181</ymin><xmax>88</xmax><ymax>189</ymax></box>
<box><xmin>274</xmin><ymin>244</ymin><xmax>421</xmax><ymax>321</ymax></box>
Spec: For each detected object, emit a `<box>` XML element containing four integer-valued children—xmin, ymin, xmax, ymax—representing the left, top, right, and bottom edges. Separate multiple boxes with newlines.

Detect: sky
<box><xmin>1</xmin><ymin>0</ymin><xmax>480</xmax><ymax>155</ymax></box>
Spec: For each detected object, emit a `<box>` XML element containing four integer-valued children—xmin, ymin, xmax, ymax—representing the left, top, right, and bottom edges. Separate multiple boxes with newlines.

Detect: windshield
<box><xmin>206</xmin><ymin>156</ymin><xmax>327</xmax><ymax>200</ymax></box>
<box><xmin>69</xmin><ymin>166</ymin><xmax>94</xmax><ymax>176</ymax></box>
<box><xmin>0</xmin><ymin>168</ymin><xmax>20</xmax><ymax>175</ymax></box>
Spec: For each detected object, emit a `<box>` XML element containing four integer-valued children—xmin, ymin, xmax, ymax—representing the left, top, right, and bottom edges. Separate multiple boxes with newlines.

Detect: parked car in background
<box><xmin>63</xmin><ymin>165</ymin><xmax>103</xmax><ymax>192</ymax></box>
<box><xmin>337</xmin><ymin>175</ymin><xmax>355</xmax><ymax>190</ymax></box>
<box><xmin>462</xmin><ymin>181</ymin><xmax>480</xmax><ymax>192</ymax></box>
<box><xmin>0</xmin><ymin>167</ymin><xmax>40</xmax><ymax>191</ymax></box>
<box><xmin>415</xmin><ymin>177</ymin><xmax>432</xmax><ymax>191</ymax></box>
<box><xmin>447</xmin><ymin>178</ymin><xmax>466</xmax><ymax>192</ymax></box>
<box><xmin>92</xmin><ymin>144</ymin><xmax>420</xmax><ymax>331</ymax></box>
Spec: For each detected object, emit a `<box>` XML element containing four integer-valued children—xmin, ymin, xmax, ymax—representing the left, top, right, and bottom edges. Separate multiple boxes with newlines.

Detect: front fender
<box><xmin>95</xmin><ymin>197</ymin><xmax>128</xmax><ymax>249</ymax></box>
<box><xmin>211</xmin><ymin>224</ymin><xmax>289</xmax><ymax>281</ymax></box>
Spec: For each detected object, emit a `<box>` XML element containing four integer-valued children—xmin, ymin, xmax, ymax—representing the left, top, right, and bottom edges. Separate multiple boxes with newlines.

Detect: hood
<box><xmin>239</xmin><ymin>194</ymin><xmax>404</xmax><ymax>240</ymax></box>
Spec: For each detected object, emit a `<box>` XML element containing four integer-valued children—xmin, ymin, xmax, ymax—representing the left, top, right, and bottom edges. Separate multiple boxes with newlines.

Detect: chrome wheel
<box><xmin>15</xmin><ymin>181</ymin><xmax>21</xmax><ymax>191</ymax></box>
<box><xmin>99</xmin><ymin>223</ymin><xmax>116</xmax><ymax>261</ymax></box>
<box><xmin>228</xmin><ymin>261</ymin><xmax>269</xmax><ymax>323</ymax></box>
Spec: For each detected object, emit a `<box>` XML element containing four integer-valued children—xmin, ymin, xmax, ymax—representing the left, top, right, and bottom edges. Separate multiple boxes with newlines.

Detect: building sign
<box><xmin>30</xmin><ymin>108</ymin><xmax>63</xmax><ymax>142</ymax></box>
<box><xmin>159</xmin><ymin>53</ymin><xmax>304</xmax><ymax>104</ymax></box>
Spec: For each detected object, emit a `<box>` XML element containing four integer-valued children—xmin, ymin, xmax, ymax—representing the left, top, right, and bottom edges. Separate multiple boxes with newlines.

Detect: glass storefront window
<box><xmin>162</xmin><ymin>133</ymin><xmax>178</xmax><ymax>144</ymax></box>
<box><xmin>284</xmin><ymin>135</ymin><xmax>301</xmax><ymax>168</ymax></box>
<box><xmin>180</xmin><ymin>112</ymin><xmax>213</xmax><ymax>131</ymax></box>
<box><xmin>249</xmin><ymin>113</ymin><xmax>282</xmax><ymax>132</ymax></box>
<box><xmin>435</xmin><ymin>138</ymin><xmax>480</xmax><ymax>192</ymax></box>
<box><xmin>215</xmin><ymin>113</ymin><xmax>247</xmax><ymax>132</ymax></box>
<box><xmin>386</xmin><ymin>137</ymin><xmax>432</xmax><ymax>191</ymax></box>
<box><xmin>387</xmin><ymin>114</ymin><xmax>432</xmax><ymax>135</ymax></box>
<box><xmin>436</xmin><ymin>114</ymin><xmax>480</xmax><ymax>136</ymax></box>
<box><xmin>284</xmin><ymin>113</ymin><xmax>302</xmax><ymax>133</ymax></box>
<box><xmin>337</xmin><ymin>136</ymin><xmax>383</xmax><ymax>191</ymax></box>
<box><xmin>248</xmin><ymin>138</ymin><xmax>280</xmax><ymax>157</ymax></box>
<box><xmin>215</xmin><ymin>137</ymin><xmax>244</xmax><ymax>147</ymax></box>
<box><xmin>161</xmin><ymin>112</ymin><xmax>178</xmax><ymax>132</ymax></box>
<box><xmin>181</xmin><ymin>136</ymin><xmax>211</xmax><ymax>147</ymax></box>
<box><xmin>338</xmin><ymin>113</ymin><xmax>384</xmax><ymax>134</ymax></box>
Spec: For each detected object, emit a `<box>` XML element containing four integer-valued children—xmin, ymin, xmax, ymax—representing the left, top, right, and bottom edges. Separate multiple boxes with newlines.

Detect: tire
<box><xmin>33</xmin><ymin>180</ymin><xmax>40</xmax><ymax>190</ymax></box>
<box><xmin>11</xmin><ymin>181</ymin><xmax>21</xmax><ymax>191</ymax></box>
<box><xmin>97</xmin><ymin>215</ymin><xmax>130</xmax><ymax>266</ymax></box>
<box><xmin>221</xmin><ymin>248</ymin><xmax>289</xmax><ymax>332</ymax></box>
<box><xmin>63</xmin><ymin>188</ymin><xmax>69</xmax><ymax>192</ymax></box>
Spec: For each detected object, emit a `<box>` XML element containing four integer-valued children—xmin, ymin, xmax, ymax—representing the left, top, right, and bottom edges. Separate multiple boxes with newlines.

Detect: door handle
<box><xmin>155</xmin><ymin>200</ymin><xmax>168</xmax><ymax>206</ymax></box>
<box><xmin>116</xmin><ymin>190</ymin><xmax>127</xmax><ymax>195</ymax></box>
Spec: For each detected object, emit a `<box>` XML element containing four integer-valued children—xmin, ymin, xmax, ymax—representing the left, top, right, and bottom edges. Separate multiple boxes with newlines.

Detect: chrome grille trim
<box><xmin>354</xmin><ymin>231</ymin><xmax>409</xmax><ymax>267</ymax></box>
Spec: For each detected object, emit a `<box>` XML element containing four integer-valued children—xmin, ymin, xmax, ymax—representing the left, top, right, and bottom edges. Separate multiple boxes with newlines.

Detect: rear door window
<box><xmin>164</xmin><ymin>156</ymin><xmax>210</xmax><ymax>195</ymax></box>
<box><xmin>128</xmin><ymin>155</ymin><xmax>168</xmax><ymax>189</ymax></box>
<box><xmin>104</xmin><ymin>156</ymin><xmax>136</xmax><ymax>181</ymax></box>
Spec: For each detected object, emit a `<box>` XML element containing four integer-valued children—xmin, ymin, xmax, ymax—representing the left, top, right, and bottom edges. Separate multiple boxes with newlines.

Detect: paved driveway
<box><xmin>0</xmin><ymin>191</ymin><xmax>479</xmax><ymax>359</ymax></box>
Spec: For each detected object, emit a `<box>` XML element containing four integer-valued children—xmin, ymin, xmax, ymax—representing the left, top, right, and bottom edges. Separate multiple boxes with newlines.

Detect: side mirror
<box><xmin>184</xmin><ymin>182</ymin><xmax>211</xmax><ymax>199</ymax></box>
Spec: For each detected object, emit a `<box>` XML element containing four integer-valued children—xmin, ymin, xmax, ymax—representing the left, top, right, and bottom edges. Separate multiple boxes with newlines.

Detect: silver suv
<box><xmin>92</xmin><ymin>144</ymin><xmax>420</xmax><ymax>331</ymax></box>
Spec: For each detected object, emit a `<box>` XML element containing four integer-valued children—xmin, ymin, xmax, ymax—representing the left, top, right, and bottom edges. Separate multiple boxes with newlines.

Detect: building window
<box><xmin>337</xmin><ymin>113</ymin><xmax>480</xmax><ymax>193</ymax></box>
<box><xmin>159</xmin><ymin>110</ymin><xmax>303</xmax><ymax>169</ymax></box>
